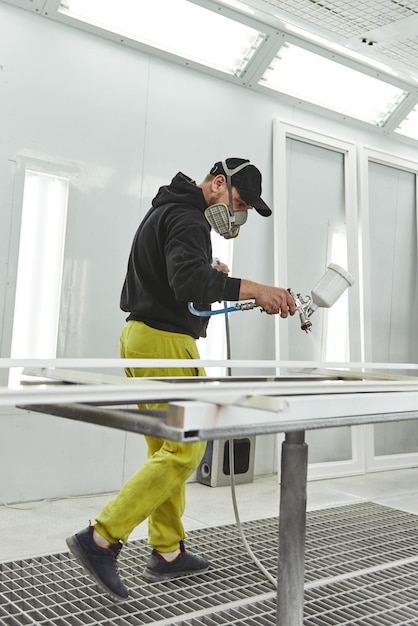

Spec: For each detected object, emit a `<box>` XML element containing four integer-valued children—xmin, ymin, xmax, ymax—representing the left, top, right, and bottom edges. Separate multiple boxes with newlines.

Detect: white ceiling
<box><xmin>255</xmin><ymin>0</ymin><xmax>418</xmax><ymax>71</ymax></box>
<box><xmin>3</xmin><ymin>0</ymin><xmax>418</xmax><ymax>143</ymax></box>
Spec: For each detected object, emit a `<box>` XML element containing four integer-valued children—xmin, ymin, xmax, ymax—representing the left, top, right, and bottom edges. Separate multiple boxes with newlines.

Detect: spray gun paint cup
<box><xmin>310</xmin><ymin>263</ymin><xmax>355</xmax><ymax>312</ymax></box>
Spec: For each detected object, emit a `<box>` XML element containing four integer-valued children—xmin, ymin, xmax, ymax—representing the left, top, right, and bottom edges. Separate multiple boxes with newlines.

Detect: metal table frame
<box><xmin>8</xmin><ymin>367</ymin><xmax>418</xmax><ymax>625</ymax></box>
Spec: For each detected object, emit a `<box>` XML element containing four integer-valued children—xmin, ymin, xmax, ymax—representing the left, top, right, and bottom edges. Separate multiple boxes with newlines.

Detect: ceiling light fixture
<box><xmin>286</xmin><ymin>24</ymin><xmax>400</xmax><ymax>77</ymax></box>
<box><xmin>59</xmin><ymin>0</ymin><xmax>265</xmax><ymax>76</ymax></box>
<box><xmin>260</xmin><ymin>43</ymin><xmax>407</xmax><ymax>125</ymax></box>
<box><xmin>217</xmin><ymin>0</ymin><xmax>256</xmax><ymax>15</ymax></box>
<box><xmin>395</xmin><ymin>105</ymin><xmax>418</xmax><ymax>140</ymax></box>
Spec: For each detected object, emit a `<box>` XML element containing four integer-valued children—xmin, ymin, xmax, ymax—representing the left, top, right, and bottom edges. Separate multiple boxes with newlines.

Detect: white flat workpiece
<box><xmin>7</xmin><ymin>367</ymin><xmax>418</xmax><ymax>438</ymax></box>
<box><xmin>166</xmin><ymin>390</ymin><xmax>418</xmax><ymax>430</ymax></box>
<box><xmin>5</xmin><ymin>377</ymin><xmax>418</xmax><ymax>405</ymax></box>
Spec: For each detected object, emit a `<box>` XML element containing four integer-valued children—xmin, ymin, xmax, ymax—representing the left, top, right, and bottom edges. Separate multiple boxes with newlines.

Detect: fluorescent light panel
<box><xmin>285</xmin><ymin>24</ymin><xmax>400</xmax><ymax>78</ymax></box>
<box><xmin>9</xmin><ymin>170</ymin><xmax>69</xmax><ymax>387</ymax></box>
<box><xmin>395</xmin><ymin>105</ymin><xmax>418</xmax><ymax>140</ymax></box>
<box><xmin>325</xmin><ymin>224</ymin><xmax>349</xmax><ymax>362</ymax></box>
<box><xmin>260</xmin><ymin>43</ymin><xmax>407</xmax><ymax>125</ymax></box>
<box><xmin>59</xmin><ymin>0</ymin><xmax>265</xmax><ymax>76</ymax></box>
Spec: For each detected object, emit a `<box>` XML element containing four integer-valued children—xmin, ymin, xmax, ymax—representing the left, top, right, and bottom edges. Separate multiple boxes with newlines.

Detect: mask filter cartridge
<box><xmin>205</xmin><ymin>203</ymin><xmax>248</xmax><ymax>239</ymax></box>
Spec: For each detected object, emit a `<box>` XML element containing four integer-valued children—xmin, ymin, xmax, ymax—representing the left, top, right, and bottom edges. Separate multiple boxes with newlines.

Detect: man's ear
<box><xmin>212</xmin><ymin>174</ymin><xmax>226</xmax><ymax>192</ymax></box>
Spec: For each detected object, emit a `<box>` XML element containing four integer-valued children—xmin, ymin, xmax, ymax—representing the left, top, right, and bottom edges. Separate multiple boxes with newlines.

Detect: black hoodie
<box><xmin>120</xmin><ymin>172</ymin><xmax>241</xmax><ymax>338</ymax></box>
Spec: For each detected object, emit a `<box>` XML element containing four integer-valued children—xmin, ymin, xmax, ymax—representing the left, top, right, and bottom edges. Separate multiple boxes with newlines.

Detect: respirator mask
<box><xmin>204</xmin><ymin>160</ymin><xmax>251</xmax><ymax>239</ymax></box>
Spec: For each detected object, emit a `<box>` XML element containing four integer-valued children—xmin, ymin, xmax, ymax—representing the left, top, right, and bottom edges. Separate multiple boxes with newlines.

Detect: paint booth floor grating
<box><xmin>2</xmin><ymin>502</ymin><xmax>418</xmax><ymax>625</ymax></box>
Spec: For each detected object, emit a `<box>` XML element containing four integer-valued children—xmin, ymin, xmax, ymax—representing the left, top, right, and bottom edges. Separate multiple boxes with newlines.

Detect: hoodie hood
<box><xmin>152</xmin><ymin>172</ymin><xmax>207</xmax><ymax>213</ymax></box>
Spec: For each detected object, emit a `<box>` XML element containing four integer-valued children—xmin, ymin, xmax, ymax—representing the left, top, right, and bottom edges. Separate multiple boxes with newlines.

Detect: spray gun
<box><xmin>188</xmin><ymin>262</ymin><xmax>354</xmax><ymax>332</ymax></box>
<box><xmin>287</xmin><ymin>290</ymin><xmax>313</xmax><ymax>332</ymax></box>
<box><xmin>288</xmin><ymin>263</ymin><xmax>355</xmax><ymax>332</ymax></box>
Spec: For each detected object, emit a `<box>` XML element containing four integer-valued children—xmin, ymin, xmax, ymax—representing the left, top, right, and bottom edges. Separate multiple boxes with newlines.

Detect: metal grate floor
<box><xmin>2</xmin><ymin>502</ymin><xmax>418</xmax><ymax>625</ymax></box>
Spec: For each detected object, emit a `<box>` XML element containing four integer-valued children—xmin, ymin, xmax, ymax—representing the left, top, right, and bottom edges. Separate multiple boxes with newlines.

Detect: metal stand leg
<box><xmin>277</xmin><ymin>431</ymin><xmax>308</xmax><ymax>626</ymax></box>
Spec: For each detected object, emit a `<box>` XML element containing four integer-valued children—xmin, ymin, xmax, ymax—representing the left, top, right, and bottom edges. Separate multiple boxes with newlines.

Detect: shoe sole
<box><xmin>143</xmin><ymin>563</ymin><xmax>210</xmax><ymax>583</ymax></box>
<box><xmin>66</xmin><ymin>535</ymin><xmax>128</xmax><ymax>601</ymax></box>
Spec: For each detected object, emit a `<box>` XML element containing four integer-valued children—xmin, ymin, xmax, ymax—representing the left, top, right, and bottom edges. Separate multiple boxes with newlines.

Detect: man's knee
<box><xmin>172</xmin><ymin>441</ymin><xmax>207</xmax><ymax>471</ymax></box>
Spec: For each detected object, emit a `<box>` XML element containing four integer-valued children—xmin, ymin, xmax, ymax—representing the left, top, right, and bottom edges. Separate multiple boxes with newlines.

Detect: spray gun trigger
<box><xmin>288</xmin><ymin>288</ymin><xmax>313</xmax><ymax>332</ymax></box>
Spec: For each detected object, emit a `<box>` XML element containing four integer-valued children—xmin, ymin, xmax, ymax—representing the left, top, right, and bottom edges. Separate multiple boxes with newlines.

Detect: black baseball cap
<box><xmin>209</xmin><ymin>157</ymin><xmax>272</xmax><ymax>217</ymax></box>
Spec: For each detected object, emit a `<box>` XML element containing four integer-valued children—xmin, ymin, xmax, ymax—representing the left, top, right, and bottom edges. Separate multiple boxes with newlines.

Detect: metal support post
<box><xmin>277</xmin><ymin>430</ymin><xmax>308</xmax><ymax>626</ymax></box>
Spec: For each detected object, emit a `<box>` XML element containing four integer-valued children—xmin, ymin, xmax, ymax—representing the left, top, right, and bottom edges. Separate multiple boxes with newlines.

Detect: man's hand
<box><xmin>212</xmin><ymin>259</ymin><xmax>230</xmax><ymax>273</ymax></box>
<box><xmin>239</xmin><ymin>279</ymin><xmax>296</xmax><ymax>318</ymax></box>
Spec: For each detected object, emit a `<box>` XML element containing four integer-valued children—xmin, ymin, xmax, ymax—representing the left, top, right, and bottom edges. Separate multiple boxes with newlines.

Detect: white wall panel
<box><xmin>0</xmin><ymin>4</ymin><xmax>150</xmax><ymax>502</ymax></box>
<box><xmin>284</xmin><ymin>138</ymin><xmax>346</xmax><ymax>359</ymax></box>
<box><xmin>272</xmin><ymin>124</ymin><xmax>365</xmax><ymax>479</ymax></box>
<box><xmin>1</xmin><ymin>412</ymin><xmax>127</xmax><ymax>501</ymax></box>
<box><xmin>0</xmin><ymin>159</ymin><xmax>17</xmax><ymax>387</ymax></box>
<box><xmin>362</xmin><ymin>152</ymin><xmax>418</xmax><ymax>470</ymax></box>
<box><xmin>368</xmin><ymin>162</ymin><xmax>417</xmax><ymax>363</ymax></box>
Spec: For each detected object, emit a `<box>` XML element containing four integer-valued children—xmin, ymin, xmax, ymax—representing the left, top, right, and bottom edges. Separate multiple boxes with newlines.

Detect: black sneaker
<box><xmin>143</xmin><ymin>540</ymin><xmax>210</xmax><ymax>582</ymax></box>
<box><xmin>66</xmin><ymin>526</ymin><xmax>129</xmax><ymax>600</ymax></box>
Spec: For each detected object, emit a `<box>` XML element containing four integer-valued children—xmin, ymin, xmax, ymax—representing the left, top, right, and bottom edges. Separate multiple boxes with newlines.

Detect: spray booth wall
<box><xmin>270</xmin><ymin>131</ymin><xmax>418</xmax><ymax>478</ymax></box>
<box><xmin>0</xmin><ymin>2</ymin><xmax>417</xmax><ymax>502</ymax></box>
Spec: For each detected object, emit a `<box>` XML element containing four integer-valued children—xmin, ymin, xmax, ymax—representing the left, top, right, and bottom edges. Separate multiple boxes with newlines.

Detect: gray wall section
<box><xmin>368</xmin><ymin>162</ymin><xmax>417</xmax><ymax>364</ymax></box>
<box><xmin>368</xmin><ymin>162</ymin><xmax>418</xmax><ymax>457</ymax></box>
<box><xmin>0</xmin><ymin>4</ymin><xmax>417</xmax><ymax>502</ymax></box>
<box><xmin>284</xmin><ymin>139</ymin><xmax>350</xmax><ymax>465</ymax></box>
<box><xmin>285</xmin><ymin>139</ymin><xmax>346</xmax><ymax>361</ymax></box>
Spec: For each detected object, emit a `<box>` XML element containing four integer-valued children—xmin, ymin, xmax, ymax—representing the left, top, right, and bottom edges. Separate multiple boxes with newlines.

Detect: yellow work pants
<box><xmin>94</xmin><ymin>321</ymin><xmax>207</xmax><ymax>551</ymax></box>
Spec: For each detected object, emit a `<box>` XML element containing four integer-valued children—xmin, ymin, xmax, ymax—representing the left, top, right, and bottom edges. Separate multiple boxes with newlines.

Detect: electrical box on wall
<box><xmin>197</xmin><ymin>437</ymin><xmax>256</xmax><ymax>487</ymax></box>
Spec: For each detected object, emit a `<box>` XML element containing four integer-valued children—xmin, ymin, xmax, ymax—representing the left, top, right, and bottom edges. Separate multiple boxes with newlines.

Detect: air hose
<box><xmin>228</xmin><ymin>437</ymin><xmax>278</xmax><ymax>588</ymax></box>
<box><xmin>188</xmin><ymin>301</ymin><xmax>259</xmax><ymax>317</ymax></box>
<box><xmin>223</xmin><ymin>302</ymin><xmax>277</xmax><ymax>589</ymax></box>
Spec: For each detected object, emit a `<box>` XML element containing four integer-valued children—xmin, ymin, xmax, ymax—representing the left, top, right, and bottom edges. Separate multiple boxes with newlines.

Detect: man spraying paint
<box><xmin>65</xmin><ymin>158</ymin><xmax>296</xmax><ymax>600</ymax></box>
